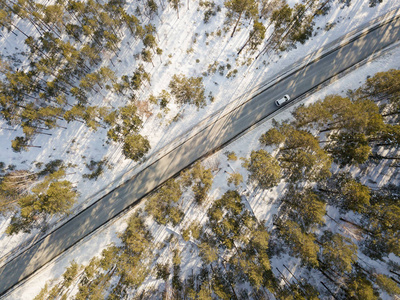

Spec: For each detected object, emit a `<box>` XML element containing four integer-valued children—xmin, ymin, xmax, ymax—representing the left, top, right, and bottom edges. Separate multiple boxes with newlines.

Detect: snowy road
<box><xmin>1</xmin><ymin>11</ymin><xmax>400</xmax><ymax>297</ymax></box>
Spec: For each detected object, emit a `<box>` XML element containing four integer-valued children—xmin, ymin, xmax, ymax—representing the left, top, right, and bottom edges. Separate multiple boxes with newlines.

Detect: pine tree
<box><xmin>292</xmin><ymin>94</ymin><xmax>387</xmax><ymax>167</ymax></box>
<box><xmin>237</xmin><ymin>21</ymin><xmax>266</xmax><ymax>55</ymax></box>
<box><xmin>320</xmin><ymin>231</ymin><xmax>358</xmax><ymax>274</ymax></box>
<box><xmin>33</xmin><ymin>284</ymin><xmax>49</xmax><ymax>300</ymax></box>
<box><xmin>346</xmin><ymin>274</ymin><xmax>378</xmax><ymax>300</ymax></box>
<box><xmin>280</xmin><ymin>126</ymin><xmax>332</xmax><ymax>183</ymax></box>
<box><xmin>131</xmin><ymin>64</ymin><xmax>151</xmax><ymax>90</ymax></box>
<box><xmin>359</xmin><ymin>69</ymin><xmax>400</xmax><ymax>115</ymax></box>
<box><xmin>122</xmin><ymin>133</ymin><xmax>150</xmax><ymax>161</ymax></box>
<box><xmin>114</xmin><ymin>213</ymin><xmax>153</xmax><ymax>290</ymax></box>
<box><xmin>64</xmin><ymin>104</ymin><xmax>86</xmax><ymax>123</ymax></box>
<box><xmin>325</xmin><ymin>132</ymin><xmax>372</xmax><ymax>167</ymax></box>
<box><xmin>211</xmin><ymin>267</ymin><xmax>236</xmax><ymax>300</ymax></box>
<box><xmin>122</xmin><ymin>11</ymin><xmax>141</xmax><ymax>37</ymax></box>
<box><xmin>264</xmin><ymin>3</ymin><xmax>293</xmax><ymax>51</ymax></box>
<box><xmin>62</xmin><ymin>260</ymin><xmax>80</xmax><ymax>288</ymax></box>
<box><xmin>41</xmin><ymin>4</ymin><xmax>65</xmax><ymax>34</ymax></box>
<box><xmin>12</xmin><ymin>136</ymin><xmax>41</xmax><ymax>152</ymax></box>
<box><xmin>259</xmin><ymin>0</ymin><xmax>284</xmax><ymax>19</ymax></box>
<box><xmin>319</xmin><ymin>172</ymin><xmax>370</xmax><ymax>213</ymax></box>
<box><xmin>107</xmin><ymin>103</ymin><xmax>143</xmax><ymax>143</ymax></box>
<box><xmin>6</xmin><ymin>169</ymin><xmax>78</xmax><ymax>234</ymax></box>
<box><xmin>145</xmin><ymin>178</ymin><xmax>182</xmax><ymax>225</ymax></box>
<box><xmin>143</xmin><ymin>33</ymin><xmax>157</xmax><ymax>51</ymax></box>
<box><xmin>198</xmin><ymin>284</ymin><xmax>212</xmax><ymax>300</ymax></box>
<box><xmin>141</xmin><ymin>48</ymin><xmax>154</xmax><ymax>66</ymax></box>
<box><xmin>157</xmin><ymin>89</ymin><xmax>171</xmax><ymax>109</ymax></box>
<box><xmin>172</xmin><ymin>249</ymin><xmax>183</xmax><ymax>294</ymax></box>
<box><xmin>0</xmin><ymin>5</ymin><xmax>13</xmax><ymax>32</ymax></box>
<box><xmin>340</xmin><ymin>177</ymin><xmax>371</xmax><ymax>213</ymax></box>
<box><xmin>168</xmin><ymin>0</ymin><xmax>181</xmax><ymax>18</ymax></box>
<box><xmin>224</xmin><ymin>0</ymin><xmax>258</xmax><ymax>37</ymax></box>
<box><xmin>375</xmin><ymin>274</ymin><xmax>400</xmax><ymax>297</ymax></box>
<box><xmin>169</xmin><ymin>74</ymin><xmax>207</xmax><ymax>108</ymax></box>
<box><xmin>0</xmin><ymin>170</ymin><xmax>36</xmax><ymax>215</ymax></box>
<box><xmin>199</xmin><ymin>241</ymin><xmax>218</xmax><ymax>264</ymax></box>
<box><xmin>260</xmin><ymin>122</ymin><xmax>332</xmax><ymax>183</ymax></box>
<box><xmin>227</xmin><ymin>172</ymin><xmax>243</xmax><ymax>187</ymax></box>
<box><xmin>73</xmin><ymin>257</ymin><xmax>110</xmax><ymax>300</ymax></box>
<box><xmin>81</xmin><ymin>44</ymin><xmax>100</xmax><ymax>66</ymax></box>
<box><xmin>279</xmin><ymin>187</ymin><xmax>326</xmax><ymax>232</ymax></box>
<box><xmin>246</xmin><ymin>149</ymin><xmax>281</xmax><ymax>189</ymax></box>
<box><xmin>277</xmin><ymin>219</ymin><xmax>319</xmax><ymax>267</ymax></box>
<box><xmin>41</xmin><ymin>180</ymin><xmax>78</xmax><ymax>214</ymax></box>
<box><xmin>361</xmin><ymin>186</ymin><xmax>400</xmax><ymax>258</ymax></box>
<box><xmin>207</xmin><ymin>190</ymin><xmax>247</xmax><ymax>249</ymax></box>
<box><xmin>287</xmin><ymin>3</ymin><xmax>314</xmax><ymax>45</ymax></box>
<box><xmin>230</xmin><ymin>224</ymin><xmax>272</xmax><ymax>289</ymax></box>
<box><xmin>188</xmin><ymin>162</ymin><xmax>213</xmax><ymax>204</ymax></box>
<box><xmin>156</xmin><ymin>47</ymin><xmax>163</xmax><ymax>62</ymax></box>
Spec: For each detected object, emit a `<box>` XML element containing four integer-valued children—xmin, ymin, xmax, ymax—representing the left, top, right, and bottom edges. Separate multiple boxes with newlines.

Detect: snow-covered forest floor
<box><xmin>12</xmin><ymin>42</ymin><xmax>400</xmax><ymax>300</ymax></box>
<box><xmin>1</xmin><ymin>0</ymin><xmax>400</xmax><ymax>299</ymax></box>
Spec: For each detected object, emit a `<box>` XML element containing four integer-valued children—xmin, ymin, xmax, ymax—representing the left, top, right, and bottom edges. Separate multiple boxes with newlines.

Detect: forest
<box><xmin>0</xmin><ymin>0</ymin><xmax>399</xmax><ymax>298</ymax></box>
<box><xmin>33</xmin><ymin>68</ymin><xmax>400</xmax><ymax>299</ymax></box>
<box><xmin>0</xmin><ymin>0</ymin><xmax>334</xmax><ymax>234</ymax></box>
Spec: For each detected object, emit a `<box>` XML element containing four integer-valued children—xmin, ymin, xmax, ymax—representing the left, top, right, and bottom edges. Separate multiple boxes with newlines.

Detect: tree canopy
<box><xmin>169</xmin><ymin>74</ymin><xmax>207</xmax><ymax>108</ymax></box>
<box><xmin>246</xmin><ymin>149</ymin><xmax>281</xmax><ymax>189</ymax></box>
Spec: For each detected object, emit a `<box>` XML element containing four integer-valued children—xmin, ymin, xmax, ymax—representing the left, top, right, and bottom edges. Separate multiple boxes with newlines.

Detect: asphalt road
<box><xmin>1</xmin><ymin>11</ymin><xmax>400</xmax><ymax>297</ymax></box>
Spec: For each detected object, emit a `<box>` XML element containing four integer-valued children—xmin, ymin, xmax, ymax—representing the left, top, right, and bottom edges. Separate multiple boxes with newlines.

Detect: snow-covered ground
<box><xmin>1</xmin><ymin>0</ymin><xmax>400</xmax><ymax>298</ymax></box>
<box><xmin>7</xmin><ymin>11</ymin><xmax>400</xmax><ymax>300</ymax></box>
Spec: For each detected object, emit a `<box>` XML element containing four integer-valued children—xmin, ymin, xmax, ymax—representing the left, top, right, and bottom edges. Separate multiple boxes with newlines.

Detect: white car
<box><xmin>275</xmin><ymin>94</ymin><xmax>290</xmax><ymax>106</ymax></box>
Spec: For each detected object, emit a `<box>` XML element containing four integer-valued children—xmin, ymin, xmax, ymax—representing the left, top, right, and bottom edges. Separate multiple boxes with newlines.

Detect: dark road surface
<box><xmin>1</xmin><ymin>10</ymin><xmax>400</xmax><ymax>297</ymax></box>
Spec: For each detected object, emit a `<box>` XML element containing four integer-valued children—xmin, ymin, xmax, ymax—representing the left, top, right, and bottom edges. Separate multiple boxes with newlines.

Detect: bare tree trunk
<box><xmin>231</xmin><ymin>13</ymin><xmax>242</xmax><ymax>38</ymax></box>
<box><xmin>238</xmin><ymin>35</ymin><xmax>251</xmax><ymax>55</ymax></box>
<box><xmin>370</xmin><ymin>153</ymin><xmax>400</xmax><ymax>160</ymax></box>
<box><xmin>391</xmin><ymin>276</ymin><xmax>400</xmax><ymax>285</ymax></box>
<box><xmin>320</xmin><ymin>281</ymin><xmax>339</xmax><ymax>300</ymax></box>
<box><xmin>339</xmin><ymin>217</ymin><xmax>373</xmax><ymax>235</ymax></box>
<box><xmin>390</xmin><ymin>270</ymin><xmax>400</xmax><ymax>277</ymax></box>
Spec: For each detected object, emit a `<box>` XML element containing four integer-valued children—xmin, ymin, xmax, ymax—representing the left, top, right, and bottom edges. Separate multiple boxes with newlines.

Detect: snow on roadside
<box><xmin>6</xmin><ymin>13</ymin><xmax>400</xmax><ymax>298</ymax></box>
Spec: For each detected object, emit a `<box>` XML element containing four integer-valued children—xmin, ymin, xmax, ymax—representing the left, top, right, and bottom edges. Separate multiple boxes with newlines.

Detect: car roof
<box><xmin>277</xmin><ymin>97</ymin><xmax>286</xmax><ymax>105</ymax></box>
